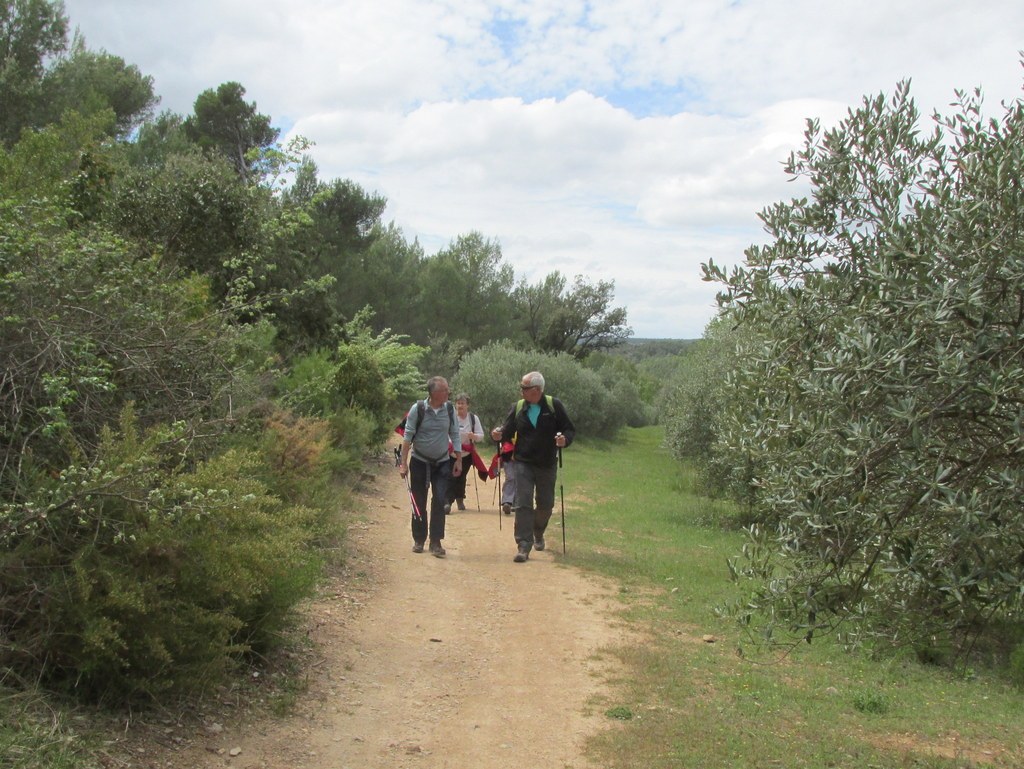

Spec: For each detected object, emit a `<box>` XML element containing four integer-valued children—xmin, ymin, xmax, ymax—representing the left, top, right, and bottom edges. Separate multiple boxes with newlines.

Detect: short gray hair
<box><xmin>523</xmin><ymin>371</ymin><xmax>545</xmax><ymax>390</ymax></box>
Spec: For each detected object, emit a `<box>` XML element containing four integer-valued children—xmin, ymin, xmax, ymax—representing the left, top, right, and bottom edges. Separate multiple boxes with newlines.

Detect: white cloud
<box><xmin>62</xmin><ymin>0</ymin><xmax>1024</xmax><ymax>337</ymax></box>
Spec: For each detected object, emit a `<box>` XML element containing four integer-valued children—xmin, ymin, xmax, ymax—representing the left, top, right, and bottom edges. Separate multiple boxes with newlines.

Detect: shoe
<box><xmin>444</xmin><ymin>503</ymin><xmax>452</xmax><ymax>515</ymax></box>
<box><xmin>429</xmin><ymin>540</ymin><xmax>446</xmax><ymax>558</ymax></box>
<box><xmin>501</xmin><ymin>503</ymin><xmax>512</xmax><ymax>515</ymax></box>
<box><xmin>456</xmin><ymin>499</ymin><xmax>466</xmax><ymax>511</ymax></box>
<box><xmin>412</xmin><ymin>541</ymin><xmax>424</xmax><ymax>553</ymax></box>
<box><xmin>534</xmin><ymin>537</ymin><xmax>545</xmax><ymax>551</ymax></box>
<box><xmin>513</xmin><ymin>544</ymin><xmax>530</xmax><ymax>563</ymax></box>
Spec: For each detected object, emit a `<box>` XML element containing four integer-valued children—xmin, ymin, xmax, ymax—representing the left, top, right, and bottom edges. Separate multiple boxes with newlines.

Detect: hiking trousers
<box><xmin>409</xmin><ymin>455</ymin><xmax>450</xmax><ymax>543</ymax></box>
<box><xmin>512</xmin><ymin>461</ymin><xmax>556</xmax><ymax>549</ymax></box>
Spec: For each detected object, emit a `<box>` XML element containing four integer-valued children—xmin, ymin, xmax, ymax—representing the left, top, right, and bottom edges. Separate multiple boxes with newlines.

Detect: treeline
<box><xmin>661</xmin><ymin>79</ymin><xmax>1024</xmax><ymax>677</ymax></box>
<box><xmin>0</xmin><ymin>0</ymin><xmax>677</xmax><ymax>708</ymax></box>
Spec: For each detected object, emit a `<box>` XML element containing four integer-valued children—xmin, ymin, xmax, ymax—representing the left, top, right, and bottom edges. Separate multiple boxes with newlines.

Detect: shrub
<box><xmin>452</xmin><ymin>342</ymin><xmax>625</xmax><ymax>440</ymax></box>
<box><xmin>0</xmin><ymin>408</ymin><xmax>323</xmax><ymax>703</ymax></box>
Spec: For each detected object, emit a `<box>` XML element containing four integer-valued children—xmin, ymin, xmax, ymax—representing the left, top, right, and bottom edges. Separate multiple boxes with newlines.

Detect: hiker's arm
<box><xmin>490</xmin><ymin>406</ymin><xmax>515</xmax><ymax>443</ymax></box>
<box><xmin>554</xmin><ymin>400</ymin><xmax>576</xmax><ymax>447</ymax></box>
<box><xmin>399</xmin><ymin>440</ymin><xmax>412</xmax><ymax>478</ymax></box>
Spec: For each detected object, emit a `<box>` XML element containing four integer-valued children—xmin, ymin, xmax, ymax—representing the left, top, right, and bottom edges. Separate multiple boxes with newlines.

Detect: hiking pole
<box><xmin>472</xmin><ymin>460</ymin><xmax>481</xmax><ymax>511</ymax></box>
<box><xmin>557</xmin><ymin>433</ymin><xmax>565</xmax><ymax>554</ymax></box>
<box><xmin>496</xmin><ymin>438</ymin><xmax>503</xmax><ymax>531</ymax></box>
<box><xmin>404</xmin><ymin>473</ymin><xmax>423</xmax><ymax>522</ymax></box>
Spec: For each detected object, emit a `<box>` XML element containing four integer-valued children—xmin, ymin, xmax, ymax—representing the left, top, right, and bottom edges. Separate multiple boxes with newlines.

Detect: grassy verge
<box><xmin>561</xmin><ymin>426</ymin><xmax>1023</xmax><ymax>769</ymax></box>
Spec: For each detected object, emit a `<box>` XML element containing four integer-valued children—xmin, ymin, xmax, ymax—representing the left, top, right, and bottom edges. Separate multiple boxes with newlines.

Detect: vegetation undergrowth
<box><xmin>562</xmin><ymin>426</ymin><xmax>1024</xmax><ymax>769</ymax></box>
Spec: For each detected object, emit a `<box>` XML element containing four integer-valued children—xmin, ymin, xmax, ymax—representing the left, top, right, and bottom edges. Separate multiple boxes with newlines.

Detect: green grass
<box><xmin>558</xmin><ymin>426</ymin><xmax>1024</xmax><ymax>769</ymax></box>
<box><xmin>0</xmin><ymin>687</ymin><xmax>96</xmax><ymax>769</ymax></box>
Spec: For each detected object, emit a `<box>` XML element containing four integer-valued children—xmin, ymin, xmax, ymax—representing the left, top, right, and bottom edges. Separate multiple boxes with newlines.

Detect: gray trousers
<box><xmin>512</xmin><ymin>461</ymin><xmax>556</xmax><ymax>550</ymax></box>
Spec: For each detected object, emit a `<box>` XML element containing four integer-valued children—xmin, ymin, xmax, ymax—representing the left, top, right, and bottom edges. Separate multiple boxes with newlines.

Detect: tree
<box><xmin>183</xmin><ymin>81</ymin><xmax>279</xmax><ymax>180</ymax></box>
<box><xmin>39</xmin><ymin>35</ymin><xmax>158</xmax><ymax>137</ymax></box>
<box><xmin>517</xmin><ymin>272</ymin><xmax>632</xmax><ymax>358</ymax></box>
<box><xmin>417</xmin><ymin>232</ymin><xmax>517</xmax><ymax>348</ymax></box>
<box><xmin>704</xmin><ymin>79</ymin><xmax>1024</xmax><ymax>658</ymax></box>
<box><xmin>0</xmin><ymin>0</ymin><xmax>68</xmax><ymax>144</ymax></box>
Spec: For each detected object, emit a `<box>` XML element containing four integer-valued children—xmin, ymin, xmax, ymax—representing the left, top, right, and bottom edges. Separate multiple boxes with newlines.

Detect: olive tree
<box><xmin>703</xmin><ymin>79</ymin><xmax>1024</xmax><ymax>658</ymax></box>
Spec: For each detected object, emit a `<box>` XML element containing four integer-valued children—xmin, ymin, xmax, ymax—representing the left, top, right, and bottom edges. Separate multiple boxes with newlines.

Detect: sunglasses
<box><xmin>520</xmin><ymin>385</ymin><xmax>538</xmax><ymax>391</ymax></box>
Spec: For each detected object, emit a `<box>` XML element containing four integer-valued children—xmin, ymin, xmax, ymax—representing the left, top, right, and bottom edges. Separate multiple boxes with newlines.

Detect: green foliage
<box><xmin>0</xmin><ymin>408</ymin><xmax>324</xmax><ymax>703</ymax></box>
<box><xmin>105</xmin><ymin>148</ymin><xmax>262</xmax><ymax>291</ymax></box>
<box><xmin>38</xmin><ymin>38</ymin><xmax>158</xmax><ymax>138</ymax></box>
<box><xmin>417</xmin><ymin>231</ymin><xmax>517</xmax><ymax>348</ymax></box>
<box><xmin>0</xmin><ymin>687</ymin><xmax>90</xmax><ymax>769</ymax></box>
<box><xmin>1010</xmin><ymin>643</ymin><xmax>1024</xmax><ymax>688</ymax></box>
<box><xmin>704</xmin><ymin>79</ymin><xmax>1024</xmax><ymax>656</ymax></box>
<box><xmin>452</xmin><ymin>341</ymin><xmax>624</xmax><ymax>439</ymax></box>
<box><xmin>276</xmin><ymin>310</ymin><xmax>425</xmax><ymax>445</ymax></box>
<box><xmin>661</xmin><ymin>315</ymin><xmax>753</xmax><ymax>505</ymax></box>
<box><xmin>584</xmin><ymin>352</ymin><xmax>657</xmax><ymax>426</ymax></box>
<box><xmin>183</xmin><ymin>81</ymin><xmax>279</xmax><ymax>180</ymax></box>
<box><xmin>0</xmin><ymin>0</ymin><xmax>69</xmax><ymax>145</ymax></box>
<box><xmin>515</xmin><ymin>272</ymin><xmax>632</xmax><ymax>358</ymax></box>
<box><xmin>1</xmin><ymin>198</ymin><xmax>235</xmax><ymax>491</ymax></box>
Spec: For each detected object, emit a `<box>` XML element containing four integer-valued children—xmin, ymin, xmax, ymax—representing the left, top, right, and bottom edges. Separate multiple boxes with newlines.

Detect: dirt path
<box><xmin>154</xmin><ymin>451</ymin><xmax>630</xmax><ymax>769</ymax></box>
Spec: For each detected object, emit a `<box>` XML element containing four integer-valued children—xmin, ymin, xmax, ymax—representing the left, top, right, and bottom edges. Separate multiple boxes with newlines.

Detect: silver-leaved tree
<box><xmin>702</xmin><ymin>77</ymin><xmax>1024</xmax><ymax>662</ymax></box>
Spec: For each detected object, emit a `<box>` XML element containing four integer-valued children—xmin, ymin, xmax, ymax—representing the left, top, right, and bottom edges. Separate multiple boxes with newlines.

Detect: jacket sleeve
<box><xmin>498</xmin><ymin>404</ymin><xmax>516</xmax><ymax>443</ymax></box>
<box><xmin>553</xmin><ymin>398</ymin><xmax>576</xmax><ymax>447</ymax></box>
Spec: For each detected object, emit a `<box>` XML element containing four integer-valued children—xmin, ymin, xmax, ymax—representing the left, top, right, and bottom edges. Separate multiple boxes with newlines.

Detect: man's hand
<box><xmin>452</xmin><ymin>457</ymin><xmax>463</xmax><ymax>477</ymax></box>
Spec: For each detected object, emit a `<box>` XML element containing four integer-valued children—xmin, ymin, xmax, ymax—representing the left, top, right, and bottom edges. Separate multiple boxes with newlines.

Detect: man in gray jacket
<box><xmin>398</xmin><ymin>376</ymin><xmax>462</xmax><ymax>557</ymax></box>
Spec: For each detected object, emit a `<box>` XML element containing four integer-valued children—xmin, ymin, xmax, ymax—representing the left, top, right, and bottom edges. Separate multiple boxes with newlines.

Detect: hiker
<box><xmin>445</xmin><ymin>393</ymin><xmax>485</xmax><ymax>513</ymax></box>
<box><xmin>398</xmin><ymin>376</ymin><xmax>462</xmax><ymax>557</ymax></box>
<box><xmin>491</xmin><ymin>371</ymin><xmax>575</xmax><ymax>562</ymax></box>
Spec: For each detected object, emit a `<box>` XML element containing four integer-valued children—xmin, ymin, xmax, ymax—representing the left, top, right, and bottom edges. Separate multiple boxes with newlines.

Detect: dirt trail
<box><xmin>157</xmin><ymin>451</ymin><xmax>631</xmax><ymax>769</ymax></box>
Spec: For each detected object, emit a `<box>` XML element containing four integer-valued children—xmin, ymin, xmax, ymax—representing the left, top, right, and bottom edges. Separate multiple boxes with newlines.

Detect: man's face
<box><xmin>430</xmin><ymin>381</ymin><xmax>450</xmax><ymax>404</ymax></box>
<box><xmin>519</xmin><ymin>379</ymin><xmax>542</xmax><ymax>404</ymax></box>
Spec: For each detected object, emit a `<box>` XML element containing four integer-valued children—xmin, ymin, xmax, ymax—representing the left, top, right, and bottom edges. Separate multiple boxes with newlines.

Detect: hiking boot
<box><xmin>429</xmin><ymin>540</ymin><xmax>446</xmax><ymax>558</ymax></box>
<box><xmin>501</xmin><ymin>503</ymin><xmax>512</xmax><ymax>515</ymax></box>
<box><xmin>534</xmin><ymin>536</ymin><xmax>546</xmax><ymax>551</ymax></box>
<box><xmin>456</xmin><ymin>499</ymin><xmax>466</xmax><ymax>511</ymax></box>
<box><xmin>513</xmin><ymin>544</ymin><xmax>530</xmax><ymax>563</ymax></box>
<box><xmin>412</xmin><ymin>541</ymin><xmax>425</xmax><ymax>553</ymax></box>
<box><xmin>444</xmin><ymin>503</ymin><xmax>452</xmax><ymax>515</ymax></box>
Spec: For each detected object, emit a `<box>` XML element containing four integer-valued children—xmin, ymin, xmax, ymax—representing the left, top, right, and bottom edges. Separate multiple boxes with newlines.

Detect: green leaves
<box><xmin>698</xmin><ymin>73</ymin><xmax>1024</xmax><ymax>659</ymax></box>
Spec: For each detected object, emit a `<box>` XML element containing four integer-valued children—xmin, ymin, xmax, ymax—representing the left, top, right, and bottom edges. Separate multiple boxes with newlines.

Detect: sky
<box><xmin>61</xmin><ymin>1</ymin><xmax>1024</xmax><ymax>339</ymax></box>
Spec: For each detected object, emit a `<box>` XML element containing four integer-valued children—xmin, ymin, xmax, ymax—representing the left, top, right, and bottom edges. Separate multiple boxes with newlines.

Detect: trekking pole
<box><xmin>404</xmin><ymin>473</ymin><xmax>423</xmax><ymax>521</ymax></box>
<box><xmin>557</xmin><ymin>433</ymin><xmax>565</xmax><ymax>554</ymax></box>
<box><xmin>495</xmin><ymin>438</ymin><xmax>503</xmax><ymax>531</ymax></box>
<box><xmin>472</xmin><ymin>460</ymin><xmax>481</xmax><ymax>511</ymax></box>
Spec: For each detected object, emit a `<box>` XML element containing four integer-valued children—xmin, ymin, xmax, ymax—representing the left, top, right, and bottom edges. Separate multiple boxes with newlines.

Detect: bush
<box><xmin>452</xmin><ymin>342</ymin><xmax>626</xmax><ymax>440</ymax></box>
<box><xmin>0</xmin><ymin>408</ymin><xmax>324</xmax><ymax>704</ymax></box>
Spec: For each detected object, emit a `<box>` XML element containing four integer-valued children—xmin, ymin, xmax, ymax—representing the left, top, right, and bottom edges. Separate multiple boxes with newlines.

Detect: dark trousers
<box><xmin>409</xmin><ymin>456</ymin><xmax>450</xmax><ymax>543</ymax></box>
<box><xmin>446</xmin><ymin>454</ymin><xmax>469</xmax><ymax>503</ymax></box>
<box><xmin>512</xmin><ymin>461</ymin><xmax>556</xmax><ymax>550</ymax></box>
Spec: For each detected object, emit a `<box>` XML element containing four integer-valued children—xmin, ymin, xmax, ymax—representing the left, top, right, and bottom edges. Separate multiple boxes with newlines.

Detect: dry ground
<box><xmin>111</xmin><ymin>450</ymin><xmax>632</xmax><ymax>769</ymax></box>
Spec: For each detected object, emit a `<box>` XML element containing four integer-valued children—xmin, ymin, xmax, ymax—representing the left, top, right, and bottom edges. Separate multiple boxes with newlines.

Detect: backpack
<box><xmin>516</xmin><ymin>395</ymin><xmax>553</xmax><ymax>419</ymax></box>
<box><xmin>396</xmin><ymin>399</ymin><xmax>455</xmax><ymax>436</ymax></box>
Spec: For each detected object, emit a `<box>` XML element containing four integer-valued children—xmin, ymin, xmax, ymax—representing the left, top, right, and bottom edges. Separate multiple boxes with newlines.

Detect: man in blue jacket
<box><xmin>491</xmin><ymin>371</ymin><xmax>575</xmax><ymax>562</ymax></box>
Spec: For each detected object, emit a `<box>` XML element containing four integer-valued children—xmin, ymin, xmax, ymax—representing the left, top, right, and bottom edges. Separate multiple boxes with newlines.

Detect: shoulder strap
<box><xmin>416</xmin><ymin>399</ymin><xmax>455</xmax><ymax>431</ymax></box>
<box><xmin>515</xmin><ymin>395</ymin><xmax>553</xmax><ymax>418</ymax></box>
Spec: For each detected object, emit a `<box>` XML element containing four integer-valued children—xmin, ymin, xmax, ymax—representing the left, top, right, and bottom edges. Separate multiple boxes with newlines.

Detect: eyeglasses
<box><xmin>520</xmin><ymin>385</ymin><xmax>538</xmax><ymax>391</ymax></box>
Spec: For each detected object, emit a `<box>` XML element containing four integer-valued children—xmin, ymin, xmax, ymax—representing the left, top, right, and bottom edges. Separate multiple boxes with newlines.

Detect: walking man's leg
<box><xmin>409</xmin><ymin>458</ymin><xmax>429</xmax><ymax>551</ymax></box>
<box><xmin>531</xmin><ymin>464</ymin><xmax>557</xmax><ymax>551</ymax></box>
<box><xmin>428</xmin><ymin>461</ymin><xmax>450</xmax><ymax>557</ymax></box>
